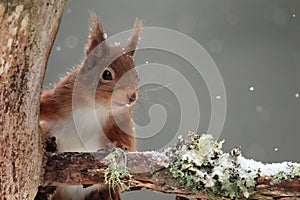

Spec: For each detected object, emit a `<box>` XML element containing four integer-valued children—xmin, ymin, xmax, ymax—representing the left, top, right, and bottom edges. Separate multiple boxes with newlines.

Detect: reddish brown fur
<box><xmin>40</xmin><ymin>69</ymin><xmax>78</xmax><ymax>121</ymax></box>
<box><xmin>103</xmin><ymin>110</ymin><xmax>136</xmax><ymax>151</ymax></box>
<box><xmin>40</xmin><ymin>13</ymin><xmax>142</xmax><ymax>200</ymax></box>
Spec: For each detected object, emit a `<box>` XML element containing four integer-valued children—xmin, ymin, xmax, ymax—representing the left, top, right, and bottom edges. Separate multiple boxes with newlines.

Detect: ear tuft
<box><xmin>85</xmin><ymin>12</ymin><xmax>107</xmax><ymax>55</ymax></box>
<box><xmin>125</xmin><ymin>18</ymin><xmax>143</xmax><ymax>56</ymax></box>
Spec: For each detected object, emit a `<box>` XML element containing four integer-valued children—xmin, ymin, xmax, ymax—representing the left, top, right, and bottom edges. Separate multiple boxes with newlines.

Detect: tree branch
<box><xmin>43</xmin><ymin>134</ymin><xmax>300</xmax><ymax>199</ymax></box>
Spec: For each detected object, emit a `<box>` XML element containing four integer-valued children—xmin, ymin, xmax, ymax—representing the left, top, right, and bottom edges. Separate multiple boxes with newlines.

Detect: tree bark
<box><xmin>43</xmin><ymin>150</ymin><xmax>300</xmax><ymax>200</ymax></box>
<box><xmin>0</xmin><ymin>0</ymin><xmax>66</xmax><ymax>199</ymax></box>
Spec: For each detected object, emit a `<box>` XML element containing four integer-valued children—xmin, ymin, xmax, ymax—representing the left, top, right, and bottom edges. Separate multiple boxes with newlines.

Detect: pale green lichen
<box><xmin>167</xmin><ymin>132</ymin><xmax>258</xmax><ymax>199</ymax></box>
<box><xmin>151</xmin><ymin>170</ymin><xmax>159</xmax><ymax>180</ymax></box>
<box><xmin>103</xmin><ymin>148</ymin><xmax>131</xmax><ymax>192</ymax></box>
<box><xmin>167</xmin><ymin>132</ymin><xmax>300</xmax><ymax>199</ymax></box>
<box><xmin>274</xmin><ymin>164</ymin><xmax>300</xmax><ymax>183</ymax></box>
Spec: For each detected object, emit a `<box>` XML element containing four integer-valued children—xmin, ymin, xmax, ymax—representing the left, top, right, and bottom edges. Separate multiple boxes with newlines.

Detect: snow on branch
<box><xmin>43</xmin><ymin>133</ymin><xmax>300</xmax><ymax>199</ymax></box>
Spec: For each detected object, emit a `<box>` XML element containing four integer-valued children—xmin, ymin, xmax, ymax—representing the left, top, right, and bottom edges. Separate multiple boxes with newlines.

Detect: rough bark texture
<box><xmin>43</xmin><ymin>151</ymin><xmax>300</xmax><ymax>200</ymax></box>
<box><xmin>0</xmin><ymin>0</ymin><xmax>66</xmax><ymax>199</ymax></box>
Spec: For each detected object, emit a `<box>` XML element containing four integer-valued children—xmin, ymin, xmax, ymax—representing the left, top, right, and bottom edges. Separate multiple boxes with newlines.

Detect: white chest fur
<box><xmin>47</xmin><ymin>107</ymin><xmax>110</xmax><ymax>152</ymax></box>
<box><xmin>45</xmin><ymin>107</ymin><xmax>112</xmax><ymax>199</ymax></box>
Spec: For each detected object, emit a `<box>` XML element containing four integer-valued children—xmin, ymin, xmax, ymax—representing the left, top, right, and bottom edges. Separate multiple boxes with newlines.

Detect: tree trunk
<box><xmin>0</xmin><ymin>0</ymin><xmax>66</xmax><ymax>199</ymax></box>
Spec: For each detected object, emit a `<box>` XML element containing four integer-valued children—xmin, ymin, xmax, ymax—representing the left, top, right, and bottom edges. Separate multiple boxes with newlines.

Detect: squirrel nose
<box><xmin>128</xmin><ymin>91</ymin><xmax>138</xmax><ymax>105</ymax></box>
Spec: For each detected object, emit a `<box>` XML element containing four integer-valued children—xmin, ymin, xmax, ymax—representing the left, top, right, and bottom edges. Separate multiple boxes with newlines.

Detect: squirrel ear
<box><xmin>125</xmin><ymin>18</ymin><xmax>142</xmax><ymax>56</ymax></box>
<box><xmin>85</xmin><ymin>12</ymin><xmax>108</xmax><ymax>55</ymax></box>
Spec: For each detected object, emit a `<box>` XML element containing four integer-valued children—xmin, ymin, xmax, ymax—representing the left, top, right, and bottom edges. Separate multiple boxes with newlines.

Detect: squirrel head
<box><xmin>71</xmin><ymin>13</ymin><xmax>142</xmax><ymax>111</ymax></box>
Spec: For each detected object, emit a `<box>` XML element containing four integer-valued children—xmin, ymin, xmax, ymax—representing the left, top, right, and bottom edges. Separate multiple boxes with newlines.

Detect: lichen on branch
<box><xmin>103</xmin><ymin>148</ymin><xmax>132</xmax><ymax>191</ymax></box>
<box><xmin>167</xmin><ymin>132</ymin><xmax>257</xmax><ymax>198</ymax></box>
<box><xmin>43</xmin><ymin>132</ymin><xmax>300</xmax><ymax>199</ymax></box>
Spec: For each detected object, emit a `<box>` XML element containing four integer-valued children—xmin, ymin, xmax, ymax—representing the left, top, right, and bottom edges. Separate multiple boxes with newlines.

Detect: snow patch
<box><xmin>237</xmin><ymin>156</ymin><xmax>300</xmax><ymax>177</ymax></box>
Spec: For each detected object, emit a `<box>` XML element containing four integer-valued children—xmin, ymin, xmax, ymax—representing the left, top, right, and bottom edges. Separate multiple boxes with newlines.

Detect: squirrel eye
<box><xmin>102</xmin><ymin>69</ymin><xmax>113</xmax><ymax>81</ymax></box>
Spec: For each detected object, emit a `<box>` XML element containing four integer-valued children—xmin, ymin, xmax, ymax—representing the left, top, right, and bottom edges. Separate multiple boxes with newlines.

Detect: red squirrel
<box><xmin>39</xmin><ymin>14</ymin><xmax>142</xmax><ymax>200</ymax></box>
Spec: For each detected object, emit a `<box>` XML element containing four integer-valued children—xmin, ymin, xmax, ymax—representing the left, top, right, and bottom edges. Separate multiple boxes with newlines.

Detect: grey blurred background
<box><xmin>45</xmin><ymin>0</ymin><xmax>300</xmax><ymax>199</ymax></box>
